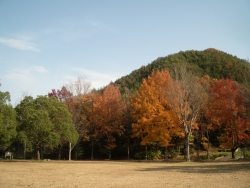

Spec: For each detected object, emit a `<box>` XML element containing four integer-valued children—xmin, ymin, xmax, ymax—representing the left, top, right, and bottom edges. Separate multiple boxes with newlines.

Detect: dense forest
<box><xmin>115</xmin><ymin>48</ymin><xmax>250</xmax><ymax>94</ymax></box>
<box><xmin>1</xmin><ymin>49</ymin><xmax>250</xmax><ymax>161</ymax></box>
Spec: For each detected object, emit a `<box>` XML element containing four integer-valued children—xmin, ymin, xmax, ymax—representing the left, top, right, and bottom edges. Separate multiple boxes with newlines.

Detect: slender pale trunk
<box><xmin>145</xmin><ymin>146</ymin><xmax>148</xmax><ymax>160</ymax></box>
<box><xmin>184</xmin><ymin>132</ymin><xmax>190</xmax><ymax>161</ymax></box>
<box><xmin>196</xmin><ymin>129</ymin><xmax>200</xmax><ymax>160</ymax></box>
<box><xmin>69</xmin><ymin>142</ymin><xmax>71</xmax><ymax>161</ymax></box>
<box><xmin>37</xmin><ymin>150</ymin><xmax>40</xmax><ymax>160</ymax></box>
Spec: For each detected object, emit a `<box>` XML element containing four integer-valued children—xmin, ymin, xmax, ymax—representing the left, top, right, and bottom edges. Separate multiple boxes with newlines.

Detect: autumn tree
<box><xmin>131</xmin><ymin>70</ymin><xmax>181</xmax><ymax>152</ymax></box>
<box><xmin>206</xmin><ymin>78</ymin><xmax>250</xmax><ymax>158</ymax></box>
<box><xmin>89</xmin><ymin>84</ymin><xmax>125</xmax><ymax>159</ymax></box>
<box><xmin>166</xmin><ymin>64</ymin><xmax>209</xmax><ymax>161</ymax></box>
<box><xmin>48</xmin><ymin>86</ymin><xmax>81</xmax><ymax>160</ymax></box>
<box><xmin>192</xmin><ymin>75</ymin><xmax>214</xmax><ymax>160</ymax></box>
<box><xmin>65</xmin><ymin>76</ymin><xmax>92</xmax><ymax>159</ymax></box>
<box><xmin>65</xmin><ymin>76</ymin><xmax>92</xmax><ymax>96</ymax></box>
<box><xmin>121</xmin><ymin>87</ymin><xmax>134</xmax><ymax>159</ymax></box>
<box><xmin>49</xmin><ymin>76</ymin><xmax>92</xmax><ymax>159</ymax></box>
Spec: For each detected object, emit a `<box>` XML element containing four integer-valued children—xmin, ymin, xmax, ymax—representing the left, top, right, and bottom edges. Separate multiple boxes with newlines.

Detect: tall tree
<box><xmin>122</xmin><ymin>87</ymin><xmax>133</xmax><ymax>159</ymax></box>
<box><xmin>0</xmin><ymin>91</ymin><xmax>17</xmax><ymax>151</ymax></box>
<box><xmin>166</xmin><ymin>65</ymin><xmax>209</xmax><ymax>161</ymax></box>
<box><xmin>16</xmin><ymin>96</ymin><xmax>77</xmax><ymax>159</ymax></box>
<box><xmin>206</xmin><ymin>78</ymin><xmax>250</xmax><ymax>158</ymax></box>
<box><xmin>49</xmin><ymin>77</ymin><xmax>91</xmax><ymax>160</ymax></box>
<box><xmin>65</xmin><ymin>76</ymin><xmax>92</xmax><ymax>96</ymax></box>
<box><xmin>37</xmin><ymin>96</ymin><xmax>78</xmax><ymax>160</ymax></box>
<box><xmin>15</xmin><ymin>96</ymin><xmax>61</xmax><ymax>160</ymax></box>
<box><xmin>89</xmin><ymin>84</ymin><xmax>125</xmax><ymax>159</ymax></box>
<box><xmin>64</xmin><ymin>76</ymin><xmax>92</xmax><ymax>159</ymax></box>
<box><xmin>193</xmin><ymin>76</ymin><xmax>214</xmax><ymax>160</ymax></box>
<box><xmin>131</xmin><ymin>70</ymin><xmax>181</xmax><ymax>148</ymax></box>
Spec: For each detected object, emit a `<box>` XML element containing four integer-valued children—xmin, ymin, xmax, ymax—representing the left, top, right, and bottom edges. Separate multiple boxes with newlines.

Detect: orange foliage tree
<box><xmin>131</xmin><ymin>70</ymin><xmax>181</xmax><ymax>149</ymax></box>
<box><xmin>206</xmin><ymin>78</ymin><xmax>250</xmax><ymax>158</ymax></box>
<box><xmin>90</xmin><ymin>84</ymin><xmax>125</xmax><ymax>159</ymax></box>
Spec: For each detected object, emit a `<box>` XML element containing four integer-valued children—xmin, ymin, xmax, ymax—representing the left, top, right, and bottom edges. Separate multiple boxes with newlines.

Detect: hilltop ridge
<box><xmin>114</xmin><ymin>48</ymin><xmax>250</xmax><ymax>94</ymax></box>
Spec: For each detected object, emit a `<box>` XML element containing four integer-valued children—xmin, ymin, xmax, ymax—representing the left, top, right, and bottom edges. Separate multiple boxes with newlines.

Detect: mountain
<box><xmin>114</xmin><ymin>48</ymin><xmax>250</xmax><ymax>95</ymax></box>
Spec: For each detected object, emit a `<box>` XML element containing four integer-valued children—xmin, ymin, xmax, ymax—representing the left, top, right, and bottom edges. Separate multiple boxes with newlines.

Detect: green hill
<box><xmin>114</xmin><ymin>48</ymin><xmax>250</xmax><ymax>94</ymax></box>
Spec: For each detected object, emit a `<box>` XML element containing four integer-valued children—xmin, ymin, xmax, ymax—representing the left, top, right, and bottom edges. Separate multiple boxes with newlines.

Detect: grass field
<box><xmin>0</xmin><ymin>160</ymin><xmax>250</xmax><ymax>188</ymax></box>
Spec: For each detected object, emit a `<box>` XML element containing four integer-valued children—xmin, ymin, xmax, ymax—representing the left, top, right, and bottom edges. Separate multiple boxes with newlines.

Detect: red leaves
<box><xmin>90</xmin><ymin>84</ymin><xmax>125</xmax><ymax>150</ymax></box>
<box><xmin>207</xmin><ymin>78</ymin><xmax>250</xmax><ymax>148</ymax></box>
<box><xmin>48</xmin><ymin>86</ymin><xmax>73</xmax><ymax>103</ymax></box>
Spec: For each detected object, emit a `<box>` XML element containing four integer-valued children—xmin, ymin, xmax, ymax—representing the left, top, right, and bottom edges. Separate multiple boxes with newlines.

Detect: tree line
<box><xmin>1</xmin><ymin>64</ymin><xmax>250</xmax><ymax>161</ymax></box>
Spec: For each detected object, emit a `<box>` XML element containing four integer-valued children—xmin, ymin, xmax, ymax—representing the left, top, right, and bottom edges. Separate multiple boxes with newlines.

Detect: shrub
<box><xmin>168</xmin><ymin>149</ymin><xmax>179</xmax><ymax>159</ymax></box>
<box><xmin>209</xmin><ymin>153</ymin><xmax>228</xmax><ymax>160</ymax></box>
<box><xmin>147</xmin><ymin>150</ymin><xmax>161</xmax><ymax>160</ymax></box>
<box><xmin>134</xmin><ymin>149</ymin><xmax>161</xmax><ymax>160</ymax></box>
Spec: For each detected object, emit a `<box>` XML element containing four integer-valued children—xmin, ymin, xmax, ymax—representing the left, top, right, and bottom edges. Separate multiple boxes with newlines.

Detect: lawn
<box><xmin>0</xmin><ymin>160</ymin><xmax>249</xmax><ymax>188</ymax></box>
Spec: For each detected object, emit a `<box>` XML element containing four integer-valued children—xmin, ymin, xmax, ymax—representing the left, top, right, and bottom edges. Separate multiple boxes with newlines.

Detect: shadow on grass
<box><xmin>138</xmin><ymin>161</ymin><xmax>250</xmax><ymax>174</ymax></box>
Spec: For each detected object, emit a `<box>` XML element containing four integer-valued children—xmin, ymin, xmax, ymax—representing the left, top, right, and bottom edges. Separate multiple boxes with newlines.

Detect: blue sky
<box><xmin>0</xmin><ymin>0</ymin><xmax>249</xmax><ymax>106</ymax></box>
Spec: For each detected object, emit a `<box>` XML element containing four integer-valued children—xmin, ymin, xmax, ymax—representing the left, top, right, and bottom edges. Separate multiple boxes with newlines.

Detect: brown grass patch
<box><xmin>0</xmin><ymin>160</ymin><xmax>250</xmax><ymax>188</ymax></box>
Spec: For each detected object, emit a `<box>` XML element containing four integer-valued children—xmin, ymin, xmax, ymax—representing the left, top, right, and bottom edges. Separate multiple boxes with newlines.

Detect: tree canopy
<box><xmin>131</xmin><ymin>70</ymin><xmax>181</xmax><ymax>146</ymax></box>
<box><xmin>0</xmin><ymin>91</ymin><xmax>17</xmax><ymax>151</ymax></box>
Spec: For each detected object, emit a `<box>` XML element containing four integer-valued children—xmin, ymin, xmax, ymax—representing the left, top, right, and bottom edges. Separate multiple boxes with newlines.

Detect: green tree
<box><xmin>16</xmin><ymin>96</ymin><xmax>61</xmax><ymax>160</ymax></box>
<box><xmin>16</xmin><ymin>97</ymin><xmax>58</xmax><ymax>160</ymax></box>
<box><xmin>37</xmin><ymin>96</ymin><xmax>78</xmax><ymax>160</ymax></box>
<box><xmin>0</xmin><ymin>91</ymin><xmax>17</xmax><ymax>151</ymax></box>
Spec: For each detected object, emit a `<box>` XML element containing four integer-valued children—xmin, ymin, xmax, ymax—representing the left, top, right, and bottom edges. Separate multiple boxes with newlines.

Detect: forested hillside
<box><xmin>1</xmin><ymin>48</ymin><xmax>250</xmax><ymax>161</ymax></box>
<box><xmin>115</xmin><ymin>48</ymin><xmax>250</xmax><ymax>94</ymax></box>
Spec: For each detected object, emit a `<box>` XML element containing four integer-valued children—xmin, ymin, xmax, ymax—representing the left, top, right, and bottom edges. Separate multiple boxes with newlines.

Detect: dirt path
<box><xmin>0</xmin><ymin>160</ymin><xmax>249</xmax><ymax>188</ymax></box>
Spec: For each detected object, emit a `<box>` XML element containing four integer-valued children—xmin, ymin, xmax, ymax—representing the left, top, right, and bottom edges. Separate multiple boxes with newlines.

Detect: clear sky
<box><xmin>0</xmin><ymin>0</ymin><xmax>249</xmax><ymax>106</ymax></box>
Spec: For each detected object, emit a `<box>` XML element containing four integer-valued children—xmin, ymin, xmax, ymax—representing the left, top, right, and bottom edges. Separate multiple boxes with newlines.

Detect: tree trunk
<box><xmin>23</xmin><ymin>142</ymin><xmax>26</xmax><ymax>160</ymax></box>
<box><xmin>243</xmin><ymin>148</ymin><xmax>247</xmax><ymax>159</ymax></box>
<box><xmin>206</xmin><ymin>127</ymin><xmax>210</xmax><ymax>160</ymax></box>
<box><xmin>231</xmin><ymin>148</ymin><xmax>236</xmax><ymax>159</ymax></box>
<box><xmin>58</xmin><ymin>145</ymin><xmax>62</xmax><ymax>160</ymax></box>
<box><xmin>109</xmin><ymin>150</ymin><xmax>111</xmax><ymax>160</ymax></box>
<box><xmin>164</xmin><ymin>147</ymin><xmax>168</xmax><ymax>161</ymax></box>
<box><xmin>91</xmin><ymin>137</ymin><xmax>94</xmax><ymax>160</ymax></box>
<box><xmin>41</xmin><ymin>148</ymin><xmax>44</xmax><ymax>160</ymax></box>
<box><xmin>127</xmin><ymin>139</ymin><xmax>130</xmax><ymax>160</ymax></box>
<box><xmin>196</xmin><ymin>149</ymin><xmax>200</xmax><ymax>160</ymax></box>
<box><xmin>37</xmin><ymin>150</ymin><xmax>40</xmax><ymax>160</ymax></box>
<box><xmin>69</xmin><ymin>142</ymin><xmax>71</xmax><ymax>161</ymax></box>
<box><xmin>185</xmin><ymin>132</ymin><xmax>190</xmax><ymax>161</ymax></box>
<box><xmin>145</xmin><ymin>146</ymin><xmax>148</xmax><ymax>160</ymax></box>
